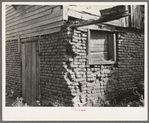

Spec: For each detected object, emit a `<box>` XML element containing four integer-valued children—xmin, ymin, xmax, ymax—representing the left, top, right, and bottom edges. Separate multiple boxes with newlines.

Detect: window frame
<box><xmin>87</xmin><ymin>29</ymin><xmax>117</xmax><ymax>65</ymax></box>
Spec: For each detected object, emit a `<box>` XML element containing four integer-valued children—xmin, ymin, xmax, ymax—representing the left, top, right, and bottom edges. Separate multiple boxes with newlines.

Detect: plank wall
<box><xmin>6</xmin><ymin>5</ymin><xmax>64</xmax><ymax>41</ymax></box>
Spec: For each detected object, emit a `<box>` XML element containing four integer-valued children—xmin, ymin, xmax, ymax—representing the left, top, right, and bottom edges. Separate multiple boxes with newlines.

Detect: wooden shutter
<box><xmin>108</xmin><ymin>33</ymin><xmax>116</xmax><ymax>61</ymax></box>
<box><xmin>88</xmin><ymin>29</ymin><xmax>116</xmax><ymax>65</ymax></box>
<box><xmin>88</xmin><ymin>29</ymin><xmax>108</xmax><ymax>65</ymax></box>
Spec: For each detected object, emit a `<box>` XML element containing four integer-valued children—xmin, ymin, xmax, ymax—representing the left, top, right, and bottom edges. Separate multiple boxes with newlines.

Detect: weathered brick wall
<box><xmin>6</xmin><ymin>40</ymin><xmax>22</xmax><ymax>97</ymax></box>
<box><xmin>6</xmin><ymin>26</ymin><xmax>144</xmax><ymax>107</ymax></box>
<box><xmin>117</xmin><ymin>33</ymin><xmax>144</xmax><ymax>91</ymax></box>
<box><xmin>63</xmin><ymin>27</ymin><xmax>144</xmax><ymax>107</ymax></box>
<box><xmin>39</xmin><ymin>29</ymin><xmax>75</xmax><ymax>106</ymax></box>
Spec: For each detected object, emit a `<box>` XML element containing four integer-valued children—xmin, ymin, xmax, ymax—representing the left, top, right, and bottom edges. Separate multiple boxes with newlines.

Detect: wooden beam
<box><xmin>100</xmin><ymin>5</ymin><xmax>126</xmax><ymax>16</ymax></box>
<box><xmin>68</xmin><ymin>9</ymin><xmax>99</xmax><ymax>20</ymax></box>
<box><xmin>69</xmin><ymin>12</ymin><xmax>130</xmax><ymax>28</ymax></box>
<box><xmin>76</xmin><ymin>22</ymin><xmax>144</xmax><ymax>33</ymax></box>
<box><xmin>63</xmin><ymin>5</ymin><xmax>69</xmax><ymax>21</ymax></box>
<box><xmin>100</xmin><ymin>23</ymin><xmax>144</xmax><ymax>33</ymax></box>
<box><xmin>21</xmin><ymin>37</ymin><xmax>39</xmax><ymax>43</ymax></box>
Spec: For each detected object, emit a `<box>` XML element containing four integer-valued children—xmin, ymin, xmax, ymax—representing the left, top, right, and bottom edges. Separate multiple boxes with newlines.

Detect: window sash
<box><xmin>88</xmin><ymin>29</ymin><xmax>116</xmax><ymax>65</ymax></box>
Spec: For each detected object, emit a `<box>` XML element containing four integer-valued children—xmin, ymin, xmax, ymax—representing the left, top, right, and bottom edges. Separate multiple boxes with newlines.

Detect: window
<box><xmin>88</xmin><ymin>29</ymin><xmax>117</xmax><ymax>65</ymax></box>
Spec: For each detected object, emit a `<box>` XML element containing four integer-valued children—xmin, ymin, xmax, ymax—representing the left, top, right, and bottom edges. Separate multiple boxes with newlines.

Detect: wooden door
<box><xmin>21</xmin><ymin>41</ymin><xmax>40</xmax><ymax>106</ymax></box>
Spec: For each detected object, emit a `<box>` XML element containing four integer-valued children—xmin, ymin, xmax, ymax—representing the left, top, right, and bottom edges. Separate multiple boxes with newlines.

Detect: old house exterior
<box><xmin>5</xmin><ymin>4</ymin><xmax>144</xmax><ymax>106</ymax></box>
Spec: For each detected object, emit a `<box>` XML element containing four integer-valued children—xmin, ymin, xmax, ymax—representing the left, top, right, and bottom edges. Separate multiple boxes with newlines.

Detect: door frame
<box><xmin>20</xmin><ymin>37</ymin><xmax>40</xmax><ymax>105</ymax></box>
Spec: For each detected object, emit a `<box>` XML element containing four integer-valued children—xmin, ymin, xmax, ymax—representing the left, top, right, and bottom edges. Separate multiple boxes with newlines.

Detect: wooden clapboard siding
<box><xmin>6</xmin><ymin>5</ymin><xmax>58</xmax><ymax>25</ymax></box>
<box><xmin>6</xmin><ymin>6</ymin><xmax>60</xmax><ymax>29</ymax></box>
<box><xmin>6</xmin><ymin>5</ymin><xmax>11</xmax><ymax>11</ymax></box>
<box><xmin>6</xmin><ymin>5</ymin><xmax>14</xmax><ymax>12</ymax></box>
<box><xmin>6</xmin><ymin>5</ymin><xmax>41</xmax><ymax>18</ymax></box>
<box><xmin>6</xmin><ymin>26</ymin><xmax>61</xmax><ymax>41</ymax></box>
<box><xmin>6</xmin><ymin>5</ymin><xmax>54</xmax><ymax>21</ymax></box>
<box><xmin>6</xmin><ymin>5</ymin><xmax>33</xmax><ymax>19</ymax></box>
<box><xmin>7</xmin><ymin>16</ymin><xmax>63</xmax><ymax>36</ymax></box>
<box><xmin>7</xmin><ymin>21</ymin><xmax>63</xmax><ymax>38</ymax></box>
<box><xmin>6</xmin><ymin>8</ymin><xmax>63</xmax><ymax>32</ymax></box>
<box><xmin>6</xmin><ymin>6</ymin><xmax>59</xmax><ymax>26</ymax></box>
<box><xmin>6</xmin><ymin>5</ymin><xmax>64</xmax><ymax>41</ymax></box>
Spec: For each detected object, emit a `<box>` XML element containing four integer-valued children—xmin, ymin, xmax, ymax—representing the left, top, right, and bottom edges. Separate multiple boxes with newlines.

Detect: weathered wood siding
<box><xmin>130</xmin><ymin>5</ymin><xmax>144</xmax><ymax>29</ymax></box>
<box><xmin>67</xmin><ymin>5</ymin><xmax>123</xmax><ymax>26</ymax></box>
<box><xmin>66</xmin><ymin>5</ymin><xmax>144</xmax><ymax>29</ymax></box>
<box><xmin>6</xmin><ymin>5</ymin><xmax>64</xmax><ymax>41</ymax></box>
<box><xmin>67</xmin><ymin>5</ymin><xmax>100</xmax><ymax>20</ymax></box>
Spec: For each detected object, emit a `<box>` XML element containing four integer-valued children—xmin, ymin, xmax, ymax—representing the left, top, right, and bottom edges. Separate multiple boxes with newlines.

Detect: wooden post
<box><xmin>63</xmin><ymin>5</ymin><xmax>69</xmax><ymax>21</ymax></box>
<box><xmin>18</xmin><ymin>34</ymin><xmax>21</xmax><ymax>53</ymax></box>
<box><xmin>38</xmin><ymin>35</ymin><xmax>41</xmax><ymax>53</ymax></box>
<box><xmin>87</xmin><ymin>28</ymin><xmax>90</xmax><ymax>64</ymax></box>
<box><xmin>128</xmin><ymin>5</ymin><xmax>132</xmax><ymax>28</ymax></box>
<box><xmin>113</xmin><ymin>33</ymin><xmax>117</xmax><ymax>62</ymax></box>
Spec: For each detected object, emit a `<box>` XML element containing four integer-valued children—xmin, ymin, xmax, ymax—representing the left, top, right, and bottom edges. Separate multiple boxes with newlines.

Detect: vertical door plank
<box><xmin>25</xmin><ymin>43</ymin><xmax>32</xmax><ymax>105</ymax></box>
<box><xmin>36</xmin><ymin>42</ymin><xmax>40</xmax><ymax>100</ymax></box>
<box><xmin>21</xmin><ymin>43</ymin><xmax>26</xmax><ymax>100</ymax></box>
<box><xmin>31</xmin><ymin>42</ymin><xmax>37</xmax><ymax>104</ymax></box>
